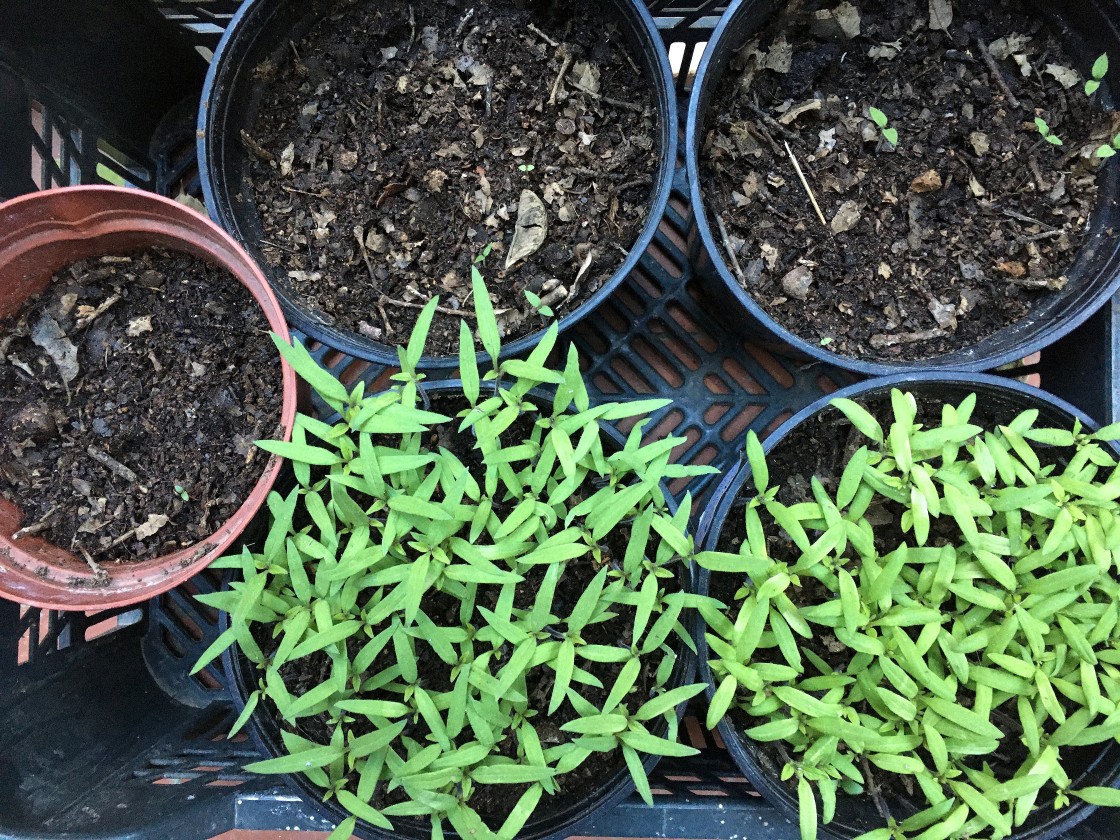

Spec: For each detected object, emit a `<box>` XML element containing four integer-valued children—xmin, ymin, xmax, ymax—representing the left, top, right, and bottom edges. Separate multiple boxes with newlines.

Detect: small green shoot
<box><xmin>524</xmin><ymin>289</ymin><xmax>554</xmax><ymax>318</ymax></box>
<box><xmin>1085</xmin><ymin>53</ymin><xmax>1109</xmax><ymax>96</ymax></box>
<box><xmin>518</xmin><ymin>163</ymin><xmax>536</xmax><ymax>172</ymax></box>
<box><xmin>1035</xmin><ymin>116</ymin><xmax>1063</xmax><ymax>146</ymax></box>
<box><xmin>174</xmin><ymin>484</ymin><xmax>189</xmax><ymax>501</ymax></box>
<box><xmin>868</xmin><ymin>107</ymin><xmax>898</xmax><ymax>146</ymax></box>
<box><xmin>1097</xmin><ymin>133</ymin><xmax>1120</xmax><ymax>159</ymax></box>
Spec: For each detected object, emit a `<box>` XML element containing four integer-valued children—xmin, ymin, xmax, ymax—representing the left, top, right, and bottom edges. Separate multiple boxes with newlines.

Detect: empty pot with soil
<box><xmin>0</xmin><ymin>186</ymin><xmax>298</xmax><ymax>611</ymax></box>
<box><xmin>687</xmin><ymin>0</ymin><xmax>1120</xmax><ymax>375</ymax></box>
<box><xmin>694</xmin><ymin>373</ymin><xmax>1120</xmax><ymax>840</ymax></box>
<box><xmin>200</xmin><ymin>0</ymin><xmax>676</xmax><ymax>368</ymax></box>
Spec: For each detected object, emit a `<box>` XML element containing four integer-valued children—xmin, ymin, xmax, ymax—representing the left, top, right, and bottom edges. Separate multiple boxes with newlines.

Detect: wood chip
<box><xmin>504</xmin><ymin>189</ymin><xmax>548</xmax><ymax>269</ymax></box>
<box><xmin>928</xmin><ymin>0</ymin><xmax>953</xmax><ymax>31</ymax></box>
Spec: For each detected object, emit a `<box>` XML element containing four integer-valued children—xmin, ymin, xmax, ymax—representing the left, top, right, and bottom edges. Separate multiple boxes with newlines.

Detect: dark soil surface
<box><xmin>250</xmin><ymin>395</ymin><xmax>683</xmax><ymax>831</ymax></box>
<box><xmin>0</xmin><ymin>249</ymin><xmax>281</xmax><ymax>569</ymax></box>
<box><xmin>244</xmin><ymin>0</ymin><xmax>659</xmax><ymax>354</ymax></box>
<box><xmin>709</xmin><ymin>392</ymin><xmax>1089</xmax><ymax>825</ymax></box>
<box><xmin>701</xmin><ymin>0</ymin><xmax>1116</xmax><ymax>361</ymax></box>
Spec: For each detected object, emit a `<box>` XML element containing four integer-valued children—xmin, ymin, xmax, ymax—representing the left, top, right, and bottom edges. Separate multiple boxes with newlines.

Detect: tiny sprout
<box><xmin>819</xmin><ymin>337</ymin><xmax>834</xmax><ymax>346</ymax></box>
<box><xmin>869</xmin><ymin>107</ymin><xmax>898</xmax><ymax>146</ymax></box>
<box><xmin>174</xmin><ymin>484</ymin><xmax>189</xmax><ymax>501</ymax></box>
<box><xmin>518</xmin><ymin>163</ymin><xmax>536</xmax><ymax>172</ymax></box>
<box><xmin>524</xmin><ymin>289</ymin><xmax>553</xmax><ymax>317</ymax></box>
<box><xmin>472</xmin><ymin>242</ymin><xmax>493</xmax><ymax>265</ymax></box>
<box><xmin>1086</xmin><ymin>53</ymin><xmax>1109</xmax><ymax>96</ymax></box>
<box><xmin>1035</xmin><ymin>117</ymin><xmax>1063</xmax><ymax>147</ymax></box>
<box><xmin>1096</xmin><ymin>133</ymin><xmax>1120</xmax><ymax>159</ymax></box>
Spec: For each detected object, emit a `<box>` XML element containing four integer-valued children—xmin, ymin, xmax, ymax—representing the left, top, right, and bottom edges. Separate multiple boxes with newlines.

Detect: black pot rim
<box><xmin>198</xmin><ymin>0</ymin><xmax>678</xmax><ymax>370</ymax></box>
<box><xmin>219</xmin><ymin>379</ymin><xmax>700</xmax><ymax>840</ymax></box>
<box><xmin>694</xmin><ymin>371</ymin><xmax>1120</xmax><ymax>840</ymax></box>
<box><xmin>685</xmin><ymin>0</ymin><xmax>1120</xmax><ymax>376</ymax></box>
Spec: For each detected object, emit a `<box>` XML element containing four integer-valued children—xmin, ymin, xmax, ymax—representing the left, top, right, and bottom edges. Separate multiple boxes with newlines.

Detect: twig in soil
<box><xmin>526</xmin><ymin>22</ymin><xmax>559</xmax><ymax>48</ymax></box>
<box><xmin>977</xmin><ymin>39</ymin><xmax>1021</xmax><ymax>110</ymax></box>
<box><xmin>282</xmin><ymin>185</ymin><xmax>328</xmax><ymax>198</ymax></box>
<box><xmin>566</xmin><ymin>78</ymin><xmax>644</xmax><ymax>112</ymax></box>
<box><xmin>375</xmin><ymin>299</ymin><xmax>394</xmax><ymax>337</ymax></box>
<box><xmin>240</xmin><ymin>130</ymin><xmax>276</xmax><ymax>164</ymax></box>
<box><xmin>73</xmin><ymin>293</ymin><xmax>121</xmax><ymax>331</ymax></box>
<box><xmin>1000</xmin><ymin>208</ymin><xmax>1058</xmax><ymax>231</ymax></box>
<box><xmin>407</xmin><ymin>4</ymin><xmax>416</xmax><ymax>48</ymax></box>
<box><xmin>86</xmin><ymin>445</ymin><xmax>148</xmax><ymax>493</ymax></box>
<box><xmin>715</xmin><ymin>214</ymin><xmax>747</xmax><ymax>285</ymax></box>
<box><xmin>353</xmin><ymin>226</ymin><xmax>380</xmax><ymax>287</ymax></box>
<box><xmin>260</xmin><ymin>238</ymin><xmax>300</xmax><ymax>255</ymax></box>
<box><xmin>379</xmin><ymin>295</ymin><xmax>477</xmax><ymax>319</ymax></box>
<box><xmin>455</xmin><ymin>7</ymin><xmax>475</xmax><ymax>38</ymax></box>
<box><xmin>784</xmin><ymin>141</ymin><xmax>828</xmax><ymax>229</ymax></box>
<box><xmin>1028</xmin><ymin>156</ymin><xmax>1051</xmax><ymax>192</ymax></box>
<box><xmin>13</xmin><ymin>506</ymin><xmax>58</xmax><ymax>540</ymax></box>
<box><xmin>1015</xmin><ymin>229</ymin><xmax>1062</xmax><ymax>246</ymax></box>
<box><xmin>549</xmin><ymin>50</ymin><xmax>573</xmax><ymax>106</ymax></box>
<box><xmin>78</xmin><ymin>545</ymin><xmax>110</xmax><ymax>583</ymax></box>
<box><xmin>1004</xmin><ymin>276</ymin><xmax>1068</xmax><ymax>290</ymax></box>
<box><xmin>746</xmin><ymin>99</ymin><xmax>796</xmax><ymax>140</ymax></box>
<box><xmin>860</xmin><ymin>755</ymin><xmax>891</xmax><ymax>822</ymax></box>
<box><xmin>615</xmin><ymin>176</ymin><xmax>653</xmax><ymax>193</ymax></box>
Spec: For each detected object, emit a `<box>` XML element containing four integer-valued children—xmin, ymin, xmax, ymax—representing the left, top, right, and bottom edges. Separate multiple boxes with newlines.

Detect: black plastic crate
<box><xmin>0</xmin><ymin>2</ymin><xmax>1117</xmax><ymax>838</ymax></box>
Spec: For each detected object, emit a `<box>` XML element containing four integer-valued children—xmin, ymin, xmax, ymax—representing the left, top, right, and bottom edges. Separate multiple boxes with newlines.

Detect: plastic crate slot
<box><xmin>29</xmin><ymin>101</ymin><xmax>75</xmax><ymax>188</ymax></box>
<box><xmin>630</xmin><ymin>265</ymin><xmax>670</xmax><ymax>301</ymax></box>
<box><xmin>95</xmin><ymin>138</ymin><xmax>151</xmax><ymax>187</ymax></box>
<box><xmin>596</xmin><ymin>300</ymin><xmax>632</xmax><ymax>335</ymax></box>
<box><xmin>743</xmin><ymin>344</ymin><xmax>796</xmax><ymax>390</ymax></box>
<box><xmin>665</xmin><ymin>302</ymin><xmax>719</xmax><ymax>353</ymax></box>
<box><xmin>632</xmin><ymin>336</ymin><xmax>686</xmax><ymax>387</ymax></box>
<box><xmin>592</xmin><ymin>373</ymin><xmax>622</xmax><ymax>395</ymax></box>
<box><xmin>645</xmin><ymin>235</ymin><xmax>686</xmax><ymax>279</ymax></box>
<box><xmin>656</xmin><ymin>330</ymin><xmax>703</xmax><ymax>373</ymax></box>
<box><xmin>703</xmin><ymin>403</ymin><xmax>730</xmax><ymax>425</ymax></box>
<box><xmin>763</xmin><ymin>411</ymin><xmax>794</xmax><ymax>439</ymax></box>
<box><xmin>719</xmin><ymin>404</ymin><xmax>764</xmax><ymax>444</ymax></box>
<box><xmin>615</xmin><ymin>284</ymin><xmax>649</xmax><ymax>319</ymax></box>
<box><xmin>704</xmin><ymin>373</ymin><xmax>731</xmax><ymax>395</ymax></box>
<box><xmin>815</xmin><ymin>374</ymin><xmax>847</xmax><ymax>395</ymax></box>
<box><xmin>205</xmin><ymin>778</ymin><xmax>246</xmax><ymax>787</ymax></box>
<box><xmin>720</xmin><ymin>358</ymin><xmax>765</xmax><ymax>395</ymax></box>
<box><xmin>609</xmin><ymin>356</ymin><xmax>656</xmax><ymax>395</ymax></box>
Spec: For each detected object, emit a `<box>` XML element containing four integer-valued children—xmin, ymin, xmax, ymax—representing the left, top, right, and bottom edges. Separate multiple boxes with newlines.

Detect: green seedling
<box><xmin>869</xmin><ymin>107</ymin><xmax>898</xmax><ymax>146</ymax></box>
<box><xmin>1035</xmin><ymin>116</ymin><xmax>1064</xmax><ymax>146</ymax></box>
<box><xmin>173</xmin><ymin>484</ymin><xmax>189</xmax><ymax>501</ymax></box>
<box><xmin>1086</xmin><ymin>53</ymin><xmax>1109</xmax><ymax>96</ymax></box>
<box><xmin>192</xmin><ymin>262</ymin><xmax>716</xmax><ymax>840</ymax></box>
<box><xmin>524</xmin><ymin>289</ymin><xmax>554</xmax><ymax>318</ymax></box>
<box><xmin>1096</xmin><ymin>133</ymin><xmax>1120</xmax><ymax>159</ymax></box>
<box><xmin>698</xmin><ymin>390</ymin><xmax>1120</xmax><ymax>840</ymax></box>
<box><xmin>518</xmin><ymin>163</ymin><xmax>536</xmax><ymax>172</ymax></box>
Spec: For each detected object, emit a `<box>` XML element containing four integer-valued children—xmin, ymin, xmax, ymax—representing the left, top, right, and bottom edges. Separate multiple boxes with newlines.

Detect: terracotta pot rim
<box><xmin>0</xmin><ymin>185</ymin><xmax>298</xmax><ymax>611</ymax></box>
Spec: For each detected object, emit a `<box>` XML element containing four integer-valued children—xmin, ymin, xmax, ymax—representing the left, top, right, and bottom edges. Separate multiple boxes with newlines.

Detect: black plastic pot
<box><xmin>198</xmin><ymin>0</ymin><xmax>677</xmax><ymax>370</ymax></box>
<box><xmin>686</xmin><ymin>0</ymin><xmax>1120</xmax><ymax>376</ymax></box>
<box><xmin>694</xmin><ymin>372</ymin><xmax>1120</xmax><ymax>840</ymax></box>
<box><xmin>221</xmin><ymin>380</ymin><xmax>699</xmax><ymax>840</ymax></box>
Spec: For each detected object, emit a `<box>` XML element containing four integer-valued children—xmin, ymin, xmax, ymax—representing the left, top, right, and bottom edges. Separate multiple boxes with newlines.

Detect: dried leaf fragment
<box><xmin>928</xmin><ymin>0</ymin><xmax>953</xmax><ymax>31</ymax></box>
<box><xmin>127</xmin><ymin>316</ymin><xmax>154</xmax><ymax>337</ymax></box>
<box><xmin>910</xmin><ymin>170</ymin><xmax>943</xmax><ymax>193</ymax></box>
<box><xmin>135</xmin><ymin>514</ymin><xmax>170</xmax><ymax>540</ymax></box>
<box><xmin>31</xmin><ymin>313</ymin><xmax>79</xmax><ymax>384</ymax></box>
<box><xmin>830</xmin><ymin>200</ymin><xmax>862</xmax><ymax>234</ymax></box>
<box><xmin>505</xmin><ymin>190</ymin><xmax>548</xmax><ymax>269</ymax></box>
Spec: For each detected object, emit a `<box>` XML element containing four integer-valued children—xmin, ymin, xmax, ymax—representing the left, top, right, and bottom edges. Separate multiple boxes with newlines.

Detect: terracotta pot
<box><xmin>0</xmin><ymin>186</ymin><xmax>298</xmax><ymax>611</ymax></box>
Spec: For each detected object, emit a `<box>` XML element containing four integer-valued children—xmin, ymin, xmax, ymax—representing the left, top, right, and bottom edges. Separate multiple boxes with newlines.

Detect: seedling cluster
<box><xmin>194</xmin><ymin>268</ymin><xmax>713</xmax><ymax>839</ymax></box>
<box><xmin>698</xmin><ymin>390</ymin><xmax>1120</xmax><ymax>840</ymax></box>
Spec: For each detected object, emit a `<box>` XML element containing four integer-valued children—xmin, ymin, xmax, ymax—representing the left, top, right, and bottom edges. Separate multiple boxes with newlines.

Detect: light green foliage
<box><xmin>1096</xmin><ymin>132</ymin><xmax>1120</xmax><ymax>160</ymax></box>
<box><xmin>869</xmin><ymin>107</ymin><xmax>899</xmax><ymax>147</ymax></box>
<box><xmin>698</xmin><ymin>390</ymin><xmax>1120</xmax><ymax>840</ymax></box>
<box><xmin>1034</xmin><ymin>117</ymin><xmax>1063</xmax><ymax>147</ymax></box>
<box><xmin>193</xmin><ymin>265</ymin><xmax>715</xmax><ymax>838</ymax></box>
<box><xmin>1086</xmin><ymin>53</ymin><xmax>1109</xmax><ymax>97</ymax></box>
